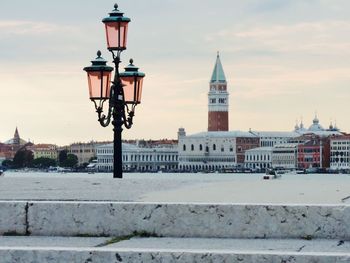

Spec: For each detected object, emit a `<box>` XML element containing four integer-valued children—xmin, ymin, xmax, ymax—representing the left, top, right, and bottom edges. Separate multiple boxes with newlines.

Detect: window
<box><xmin>199</xmin><ymin>144</ymin><xmax>203</xmax><ymax>151</ymax></box>
<box><xmin>213</xmin><ymin>144</ymin><xmax>216</xmax><ymax>151</ymax></box>
<box><xmin>191</xmin><ymin>144</ymin><xmax>194</xmax><ymax>151</ymax></box>
<box><xmin>183</xmin><ymin>145</ymin><xmax>186</xmax><ymax>151</ymax></box>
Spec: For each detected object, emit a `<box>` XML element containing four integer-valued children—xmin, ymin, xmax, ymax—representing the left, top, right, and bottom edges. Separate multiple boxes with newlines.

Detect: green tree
<box><xmin>13</xmin><ymin>149</ymin><xmax>34</xmax><ymax>168</ymax></box>
<box><xmin>2</xmin><ymin>159</ymin><xmax>13</xmax><ymax>168</ymax></box>
<box><xmin>61</xmin><ymin>154</ymin><xmax>78</xmax><ymax>168</ymax></box>
<box><xmin>32</xmin><ymin>157</ymin><xmax>57</xmax><ymax>169</ymax></box>
<box><xmin>58</xmin><ymin>150</ymin><xmax>68</xmax><ymax>166</ymax></box>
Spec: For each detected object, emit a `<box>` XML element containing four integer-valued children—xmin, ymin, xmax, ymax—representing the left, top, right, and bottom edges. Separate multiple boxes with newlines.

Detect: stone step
<box><xmin>1</xmin><ymin>201</ymin><xmax>349</xmax><ymax>239</ymax></box>
<box><xmin>0</xmin><ymin>236</ymin><xmax>349</xmax><ymax>262</ymax></box>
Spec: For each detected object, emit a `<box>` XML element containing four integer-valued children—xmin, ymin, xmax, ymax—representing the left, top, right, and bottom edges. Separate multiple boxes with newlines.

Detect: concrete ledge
<box><xmin>0</xmin><ymin>201</ymin><xmax>349</xmax><ymax>239</ymax></box>
<box><xmin>0</xmin><ymin>247</ymin><xmax>349</xmax><ymax>263</ymax></box>
<box><xmin>0</xmin><ymin>236</ymin><xmax>349</xmax><ymax>263</ymax></box>
<box><xmin>0</xmin><ymin>201</ymin><xmax>27</xmax><ymax>236</ymax></box>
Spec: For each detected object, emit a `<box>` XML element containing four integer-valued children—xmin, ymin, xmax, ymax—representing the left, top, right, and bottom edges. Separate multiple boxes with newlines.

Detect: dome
<box><xmin>308</xmin><ymin>115</ymin><xmax>324</xmax><ymax>131</ymax></box>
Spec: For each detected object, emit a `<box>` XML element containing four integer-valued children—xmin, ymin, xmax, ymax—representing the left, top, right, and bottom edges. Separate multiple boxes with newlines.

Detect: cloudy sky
<box><xmin>0</xmin><ymin>0</ymin><xmax>349</xmax><ymax>145</ymax></box>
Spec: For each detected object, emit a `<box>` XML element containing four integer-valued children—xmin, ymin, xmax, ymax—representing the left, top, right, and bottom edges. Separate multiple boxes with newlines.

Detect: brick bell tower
<box><xmin>208</xmin><ymin>52</ymin><xmax>229</xmax><ymax>131</ymax></box>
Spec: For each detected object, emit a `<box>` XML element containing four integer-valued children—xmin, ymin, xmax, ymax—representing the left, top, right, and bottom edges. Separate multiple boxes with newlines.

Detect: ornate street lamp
<box><xmin>84</xmin><ymin>4</ymin><xmax>145</xmax><ymax>178</ymax></box>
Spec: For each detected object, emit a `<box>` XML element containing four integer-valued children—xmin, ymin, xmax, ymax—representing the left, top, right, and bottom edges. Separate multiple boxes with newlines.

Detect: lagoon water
<box><xmin>1</xmin><ymin>171</ymin><xmax>350</xmax><ymax>204</ymax></box>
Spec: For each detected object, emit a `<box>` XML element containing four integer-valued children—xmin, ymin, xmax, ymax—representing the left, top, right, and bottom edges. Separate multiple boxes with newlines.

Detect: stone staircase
<box><xmin>0</xmin><ymin>201</ymin><xmax>349</xmax><ymax>262</ymax></box>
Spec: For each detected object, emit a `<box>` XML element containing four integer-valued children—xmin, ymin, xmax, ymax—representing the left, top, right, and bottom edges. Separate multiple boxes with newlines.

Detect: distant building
<box><xmin>272</xmin><ymin>143</ymin><xmax>299</xmax><ymax>169</ymax></box>
<box><xmin>249</xmin><ymin>131</ymin><xmax>299</xmax><ymax>147</ymax></box>
<box><xmin>244</xmin><ymin>147</ymin><xmax>273</xmax><ymax>170</ymax></box>
<box><xmin>0</xmin><ymin>143</ymin><xmax>12</xmax><ymax>160</ymax></box>
<box><xmin>96</xmin><ymin>143</ymin><xmax>178</xmax><ymax>172</ymax></box>
<box><xmin>296</xmin><ymin>134</ymin><xmax>331</xmax><ymax>170</ymax></box>
<box><xmin>330</xmin><ymin>135</ymin><xmax>350</xmax><ymax>171</ymax></box>
<box><xmin>124</xmin><ymin>139</ymin><xmax>178</xmax><ymax>148</ymax></box>
<box><xmin>178</xmin><ymin>129</ymin><xmax>259</xmax><ymax>171</ymax></box>
<box><xmin>2</xmin><ymin>127</ymin><xmax>28</xmax><ymax>159</ymax></box>
<box><xmin>67</xmin><ymin>141</ymin><xmax>111</xmax><ymax>165</ymax></box>
<box><xmin>208</xmin><ymin>52</ymin><xmax>229</xmax><ymax>132</ymax></box>
<box><xmin>28</xmin><ymin>144</ymin><xmax>58</xmax><ymax>160</ymax></box>
<box><xmin>294</xmin><ymin>115</ymin><xmax>341</xmax><ymax>137</ymax></box>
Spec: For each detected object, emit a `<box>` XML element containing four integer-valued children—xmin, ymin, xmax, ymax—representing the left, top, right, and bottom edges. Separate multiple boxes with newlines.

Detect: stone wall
<box><xmin>0</xmin><ymin>201</ymin><xmax>349</xmax><ymax>239</ymax></box>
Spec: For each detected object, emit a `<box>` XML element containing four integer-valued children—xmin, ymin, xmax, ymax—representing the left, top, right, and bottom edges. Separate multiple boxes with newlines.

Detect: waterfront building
<box><xmin>178</xmin><ymin>129</ymin><xmax>259</xmax><ymax>171</ymax></box>
<box><xmin>67</xmin><ymin>141</ymin><xmax>111</xmax><ymax>165</ymax></box>
<box><xmin>249</xmin><ymin>131</ymin><xmax>299</xmax><ymax>147</ymax></box>
<box><xmin>271</xmin><ymin>143</ymin><xmax>299</xmax><ymax>169</ymax></box>
<box><xmin>27</xmin><ymin>144</ymin><xmax>58</xmax><ymax>160</ymax></box>
<box><xmin>0</xmin><ymin>143</ymin><xmax>12</xmax><ymax>160</ymax></box>
<box><xmin>330</xmin><ymin>135</ymin><xmax>350</xmax><ymax>171</ymax></box>
<box><xmin>97</xmin><ymin>143</ymin><xmax>178</xmax><ymax>172</ymax></box>
<box><xmin>208</xmin><ymin>52</ymin><xmax>229</xmax><ymax>131</ymax></box>
<box><xmin>296</xmin><ymin>134</ymin><xmax>331</xmax><ymax>170</ymax></box>
<box><xmin>2</xmin><ymin>127</ymin><xmax>28</xmax><ymax>159</ymax></box>
<box><xmin>124</xmin><ymin>139</ymin><xmax>177</xmax><ymax>148</ymax></box>
<box><xmin>244</xmin><ymin>147</ymin><xmax>273</xmax><ymax>170</ymax></box>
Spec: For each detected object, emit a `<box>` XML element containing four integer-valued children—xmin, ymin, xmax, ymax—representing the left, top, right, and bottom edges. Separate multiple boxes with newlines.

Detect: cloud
<box><xmin>209</xmin><ymin>21</ymin><xmax>350</xmax><ymax>56</ymax></box>
<box><xmin>0</xmin><ymin>20</ymin><xmax>77</xmax><ymax>35</ymax></box>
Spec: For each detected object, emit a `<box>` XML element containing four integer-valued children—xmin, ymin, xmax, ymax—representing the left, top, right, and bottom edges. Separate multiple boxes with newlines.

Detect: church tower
<box><xmin>208</xmin><ymin>52</ymin><xmax>229</xmax><ymax>131</ymax></box>
<box><xmin>13</xmin><ymin>127</ymin><xmax>20</xmax><ymax>145</ymax></box>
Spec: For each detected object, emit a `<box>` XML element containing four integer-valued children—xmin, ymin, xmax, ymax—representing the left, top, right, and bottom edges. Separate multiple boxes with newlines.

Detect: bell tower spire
<box><xmin>13</xmin><ymin>127</ymin><xmax>20</xmax><ymax>145</ymax></box>
<box><xmin>208</xmin><ymin>52</ymin><xmax>229</xmax><ymax>131</ymax></box>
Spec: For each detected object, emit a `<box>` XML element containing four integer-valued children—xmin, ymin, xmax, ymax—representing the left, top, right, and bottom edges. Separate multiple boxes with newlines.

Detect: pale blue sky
<box><xmin>0</xmin><ymin>0</ymin><xmax>349</xmax><ymax>145</ymax></box>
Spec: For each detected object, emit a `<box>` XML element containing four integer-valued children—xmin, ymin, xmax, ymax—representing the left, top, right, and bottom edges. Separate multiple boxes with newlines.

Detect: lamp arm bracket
<box><xmin>123</xmin><ymin>104</ymin><xmax>136</xmax><ymax>129</ymax></box>
<box><xmin>96</xmin><ymin>105</ymin><xmax>112</xmax><ymax>127</ymax></box>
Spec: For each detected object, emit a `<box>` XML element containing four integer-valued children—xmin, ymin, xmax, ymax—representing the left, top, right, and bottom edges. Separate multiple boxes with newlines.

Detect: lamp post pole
<box><xmin>111</xmin><ymin>55</ymin><xmax>123</xmax><ymax>178</ymax></box>
<box><xmin>84</xmin><ymin>4</ymin><xmax>145</xmax><ymax>179</ymax></box>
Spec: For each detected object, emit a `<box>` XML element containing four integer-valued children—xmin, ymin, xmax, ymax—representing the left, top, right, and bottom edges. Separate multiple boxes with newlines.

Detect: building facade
<box><xmin>208</xmin><ymin>52</ymin><xmax>229</xmax><ymax>132</ymax></box>
<box><xmin>28</xmin><ymin>144</ymin><xmax>58</xmax><ymax>160</ymax></box>
<box><xmin>250</xmin><ymin>131</ymin><xmax>299</xmax><ymax>147</ymax></box>
<box><xmin>296</xmin><ymin>134</ymin><xmax>331</xmax><ymax>170</ymax></box>
<box><xmin>178</xmin><ymin>129</ymin><xmax>259</xmax><ymax>171</ymax></box>
<box><xmin>330</xmin><ymin>135</ymin><xmax>350</xmax><ymax>171</ymax></box>
<box><xmin>97</xmin><ymin>143</ymin><xmax>178</xmax><ymax>172</ymax></box>
<box><xmin>67</xmin><ymin>141</ymin><xmax>111</xmax><ymax>165</ymax></box>
<box><xmin>272</xmin><ymin>143</ymin><xmax>299</xmax><ymax>169</ymax></box>
<box><xmin>244</xmin><ymin>147</ymin><xmax>273</xmax><ymax>170</ymax></box>
<box><xmin>2</xmin><ymin>127</ymin><xmax>28</xmax><ymax>159</ymax></box>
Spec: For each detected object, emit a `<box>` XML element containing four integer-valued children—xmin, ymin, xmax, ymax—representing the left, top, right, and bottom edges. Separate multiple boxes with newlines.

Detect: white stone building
<box><xmin>271</xmin><ymin>143</ymin><xmax>299</xmax><ymax>169</ymax></box>
<box><xmin>249</xmin><ymin>131</ymin><xmax>299</xmax><ymax>147</ymax></box>
<box><xmin>244</xmin><ymin>147</ymin><xmax>273</xmax><ymax>171</ymax></box>
<box><xmin>178</xmin><ymin>129</ymin><xmax>259</xmax><ymax>171</ymax></box>
<box><xmin>330</xmin><ymin>135</ymin><xmax>350</xmax><ymax>171</ymax></box>
<box><xmin>97</xmin><ymin>143</ymin><xmax>178</xmax><ymax>172</ymax></box>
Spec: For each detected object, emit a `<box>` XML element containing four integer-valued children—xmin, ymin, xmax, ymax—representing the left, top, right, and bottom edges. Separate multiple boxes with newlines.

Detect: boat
<box><xmin>263</xmin><ymin>168</ymin><xmax>284</xmax><ymax>180</ymax></box>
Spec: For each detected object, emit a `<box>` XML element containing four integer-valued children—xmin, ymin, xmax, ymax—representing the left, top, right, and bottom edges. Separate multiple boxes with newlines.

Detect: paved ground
<box><xmin>0</xmin><ymin>172</ymin><xmax>349</xmax><ymax>204</ymax></box>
